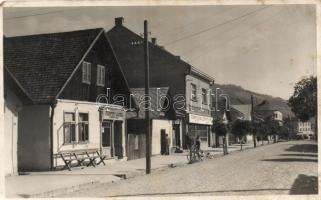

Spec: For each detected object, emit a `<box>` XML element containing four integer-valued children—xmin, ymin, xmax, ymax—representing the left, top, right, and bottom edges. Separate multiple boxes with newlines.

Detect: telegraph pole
<box><xmin>144</xmin><ymin>20</ymin><xmax>151</xmax><ymax>174</ymax></box>
<box><xmin>251</xmin><ymin>95</ymin><xmax>257</xmax><ymax>148</ymax></box>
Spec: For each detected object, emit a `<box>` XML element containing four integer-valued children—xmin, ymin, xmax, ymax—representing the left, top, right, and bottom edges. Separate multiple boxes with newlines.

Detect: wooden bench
<box><xmin>55</xmin><ymin>149</ymin><xmax>106</xmax><ymax>171</ymax></box>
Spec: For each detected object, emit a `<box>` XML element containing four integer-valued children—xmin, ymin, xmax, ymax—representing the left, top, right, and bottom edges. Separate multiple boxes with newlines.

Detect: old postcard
<box><xmin>1</xmin><ymin>0</ymin><xmax>319</xmax><ymax>198</ymax></box>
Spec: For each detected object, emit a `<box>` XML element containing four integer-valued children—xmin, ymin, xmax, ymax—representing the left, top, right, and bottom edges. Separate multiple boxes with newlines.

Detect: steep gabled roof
<box><xmin>254</xmin><ymin>100</ymin><xmax>276</xmax><ymax>111</ymax></box>
<box><xmin>231</xmin><ymin>104</ymin><xmax>252</xmax><ymax>121</ymax></box>
<box><xmin>4</xmin><ymin>28</ymin><xmax>103</xmax><ymax>104</ymax></box>
<box><xmin>106</xmin><ymin>24</ymin><xmax>193</xmax><ymax>88</ymax></box>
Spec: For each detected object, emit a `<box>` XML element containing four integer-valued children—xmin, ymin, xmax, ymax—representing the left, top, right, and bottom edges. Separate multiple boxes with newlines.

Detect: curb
<box><xmin>28</xmin><ymin>141</ymin><xmax>280</xmax><ymax>197</ymax></box>
<box><xmin>30</xmin><ymin>181</ymin><xmax>101</xmax><ymax>198</ymax></box>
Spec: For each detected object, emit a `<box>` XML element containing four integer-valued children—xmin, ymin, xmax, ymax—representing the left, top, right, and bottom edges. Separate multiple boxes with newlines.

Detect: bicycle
<box><xmin>187</xmin><ymin>144</ymin><xmax>203</xmax><ymax>163</ymax></box>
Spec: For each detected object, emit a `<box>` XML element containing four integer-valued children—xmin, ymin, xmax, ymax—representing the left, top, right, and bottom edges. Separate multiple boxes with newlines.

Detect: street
<box><xmin>62</xmin><ymin>140</ymin><xmax>318</xmax><ymax>197</ymax></box>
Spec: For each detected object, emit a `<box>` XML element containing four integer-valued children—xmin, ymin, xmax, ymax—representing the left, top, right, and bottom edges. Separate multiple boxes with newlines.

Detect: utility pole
<box><xmin>144</xmin><ymin>20</ymin><xmax>151</xmax><ymax>174</ymax></box>
<box><xmin>251</xmin><ymin>95</ymin><xmax>257</xmax><ymax>148</ymax></box>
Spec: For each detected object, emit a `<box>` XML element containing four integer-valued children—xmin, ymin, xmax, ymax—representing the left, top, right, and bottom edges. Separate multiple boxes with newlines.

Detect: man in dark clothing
<box><xmin>165</xmin><ymin>134</ymin><xmax>170</xmax><ymax>155</ymax></box>
<box><xmin>195</xmin><ymin>136</ymin><xmax>201</xmax><ymax>151</ymax></box>
<box><xmin>186</xmin><ymin>133</ymin><xmax>191</xmax><ymax>150</ymax></box>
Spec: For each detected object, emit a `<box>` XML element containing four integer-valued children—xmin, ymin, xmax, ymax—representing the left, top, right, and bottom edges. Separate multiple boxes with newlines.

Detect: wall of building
<box><xmin>53</xmin><ymin>100</ymin><xmax>127</xmax><ymax>166</ymax></box>
<box><xmin>273</xmin><ymin>111</ymin><xmax>283</xmax><ymax>121</ymax></box>
<box><xmin>151</xmin><ymin>119</ymin><xmax>174</xmax><ymax>155</ymax></box>
<box><xmin>18</xmin><ymin>105</ymin><xmax>51</xmax><ymax>171</ymax></box>
<box><xmin>4</xmin><ymin>88</ymin><xmax>21</xmax><ymax>176</ymax></box>
<box><xmin>53</xmin><ymin>100</ymin><xmax>101</xmax><ymax>154</ymax></box>
<box><xmin>59</xmin><ymin>35</ymin><xmax>132</xmax><ymax>108</ymax></box>
<box><xmin>298</xmin><ymin>121</ymin><xmax>313</xmax><ymax>135</ymax></box>
<box><xmin>185</xmin><ymin>74</ymin><xmax>211</xmax><ymax>117</ymax></box>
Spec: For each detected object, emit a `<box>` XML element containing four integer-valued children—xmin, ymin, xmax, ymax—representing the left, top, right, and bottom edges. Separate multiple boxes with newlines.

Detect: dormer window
<box><xmin>97</xmin><ymin>65</ymin><xmax>105</xmax><ymax>86</ymax></box>
<box><xmin>82</xmin><ymin>61</ymin><xmax>91</xmax><ymax>84</ymax></box>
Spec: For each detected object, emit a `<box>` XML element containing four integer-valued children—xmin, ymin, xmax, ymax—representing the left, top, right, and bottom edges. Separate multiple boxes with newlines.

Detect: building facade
<box><xmin>107</xmin><ymin>17</ymin><xmax>214</xmax><ymax>151</ymax></box>
<box><xmin>4</xmin><ymin>28</ymin><xmax>135</xmax><ymax>171</ymax></box>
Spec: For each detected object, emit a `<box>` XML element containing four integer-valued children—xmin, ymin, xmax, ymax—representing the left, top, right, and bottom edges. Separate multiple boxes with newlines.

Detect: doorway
<box><xmin>114</xmin><ymin>121</ymin><xmax>123</xmax><ymax>158</ymax></box>
<box><xmin>174</xmin><ymin>124</ymin><xmax>181</xmax><ymax>148</ymax></box>
<box><xmin>102</xmin><ymin>120</ymin><xmax>112</xmax><ymax>157</ymax></box>
<box><xmin>160</xmin><ymin>129</ymin><xmax>166</xmax><ymax>155</ymax></box>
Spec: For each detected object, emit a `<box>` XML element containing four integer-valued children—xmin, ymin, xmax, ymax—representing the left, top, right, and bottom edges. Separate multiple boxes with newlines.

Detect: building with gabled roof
<box><xmin>107</xmin><ymin>17</ymin><xmax>215</xmax><ymax>150</ymax></box>
<box><xmin>4</xmin><ymin>28</ymin><xmax>136</xmax><ymax>171</ymax></box>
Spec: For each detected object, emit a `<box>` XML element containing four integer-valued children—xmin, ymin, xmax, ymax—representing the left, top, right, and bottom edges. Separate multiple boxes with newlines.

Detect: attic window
<box><xmin>97</xmin><ymin>65</ymin><xmax>105</xmax><ymax>87</ymax></box>
<box><xmin>82</xmin><ymin>61</ymin><xmax>91</xmax><ymax>84</ymax></box>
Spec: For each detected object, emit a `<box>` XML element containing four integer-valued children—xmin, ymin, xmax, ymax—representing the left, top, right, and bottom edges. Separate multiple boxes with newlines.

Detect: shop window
<box><xmin>97</xmin><ymin>65</ymin><xmax>105</xmax><ymax>86</ymax></box>
<box><xmin>82</xmin><ymin>61</ymin><xmax>91</xmax><ymax>84</ymax></box>
<box><xmin>79</xmin><ymin>113</ymin><xmax>89</xmax><ymax>142</ymax></box>
<box><xmin>64</xmin><ymin>112</ymin><xmax>76</xmax><ymax>144</ymax></box>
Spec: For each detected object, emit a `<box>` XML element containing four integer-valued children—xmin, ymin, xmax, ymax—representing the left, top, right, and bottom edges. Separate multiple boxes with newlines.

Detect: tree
<box><xmin>258</xmin><ymin>122</ymin><xmax>269</xmax><ymax>145</ymax></box>
<box><xmin>265</xmin><ymin>118</ymin><xmax>280</xmax><ymax>143</ymax></box>
<box><xmin>231</xmin><ymin>119</ymin><xmax>252</xmax><ymax>150</ymax></box>
<box><xmin>212</xmin><ymin>118</ymin><xmax>228</xmax><ymax>145</ymax></box>
<box><xmin>252</xmin><ymin>121</ymin><xmax>266</xmax><ymax>146</ymax></box>
<box><xmin>288</xmin><ymin>76</ymin><xmax>317</xmax><ymax>136</ymax></box>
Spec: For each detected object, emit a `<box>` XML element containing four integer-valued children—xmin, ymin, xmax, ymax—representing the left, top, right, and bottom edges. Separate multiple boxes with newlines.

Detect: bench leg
<box><xmin>95</xmin><ymin>151</ymin><xmax>106</xmax><ymax>166</ymax></box>
<box><xmin>63</xmin><ymin>160</ymin><xmax>72</xmax><ymax>171</ymax></box>
<box><xmin>87</xmin><ymin>158</ymin><xmax>96</xmax><ymax>167</ymax></box>
<box><xmin>97</xmin><ymin>156</ymin><xmax>106</xmax><ymax>165</ymax></box>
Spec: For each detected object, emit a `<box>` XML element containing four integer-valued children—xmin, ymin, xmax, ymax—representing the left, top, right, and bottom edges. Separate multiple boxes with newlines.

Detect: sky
<box><xmin>3</xmin><ymin>5</ymin><xmax>317</xmax><ymax>100</ymax></box>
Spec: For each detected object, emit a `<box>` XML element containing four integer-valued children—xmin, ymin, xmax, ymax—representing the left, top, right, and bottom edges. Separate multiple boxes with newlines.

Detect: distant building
<box><xmin>254</xmin><ymin>100</ymin><xmax>283</xmax><ymax>125</ymax></box>
<box><xmin>297</xmin><ymin>120</ymin><xmax>314</xmax><ymax>138</ymax></box>
<box><xmin>230</xmin><ymin>104</ymin><xmax>253</xmax><ymax>144</ymax></box>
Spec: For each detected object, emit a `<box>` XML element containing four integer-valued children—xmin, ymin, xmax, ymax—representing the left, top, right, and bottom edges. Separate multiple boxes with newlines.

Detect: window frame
<box><xmin>78</xmin><ymin>112</ymin><xmax>89</xmax><ymax>143</ymax></box>
<box><xmin>96</xmin><ymin>64</ymin><xmax>106</xmax><ymax>87</ymax></box>
<box><xmin>191</xmin><ymin>83</ymin><xmax>197</xmax><ymax>102</ymax></box>
<box><xmin>201</xmin><ymin>88</ymin><xmax>207</xmax><ymax>105</ymax></box>
<box><xmin>82</xmin><ymin>61</ymin><xmax>91</xmax><ymax>84</ymax></box>
<box><xmin>63</xmin><ymin>112</ymin><xmax>76</xmax><ymax>145</ymax></box>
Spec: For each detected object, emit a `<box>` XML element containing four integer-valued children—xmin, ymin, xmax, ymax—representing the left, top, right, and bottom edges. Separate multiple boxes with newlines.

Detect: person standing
<box><xmin>165</xmin><ymin>134</ymin><xmax>170</xmax><ymax>155</ymax></box>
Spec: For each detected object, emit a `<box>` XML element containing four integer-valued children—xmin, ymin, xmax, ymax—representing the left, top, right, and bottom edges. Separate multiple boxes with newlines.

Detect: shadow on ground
<box><xmin>279</xmin><ymin>154</ymin><xmax>317</xmax><ymax>157</ymax></box>
<box><xmin>285</xmin><ymin>144</ymin><xmax>318</xmax><ymax>153</ymax></box>
<box><xmin>261</xmin><ymin>158</ymin><xmax>317</xmax><ymax>162</ymax></box>
<box><xmin>106</xmin><ymin>188</ymin><xmax>290</xmax><ymax>197</ymax></box>
<box><xmin>290</xmin><ymin>174</ymin><xmax>318</xmax><ymax>195</ymax></box>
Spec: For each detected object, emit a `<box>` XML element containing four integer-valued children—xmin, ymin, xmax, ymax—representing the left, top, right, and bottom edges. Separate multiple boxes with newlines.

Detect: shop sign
<box><xmin>189</xmin><ymin>113</ymin><xmax>213</xmax><ymax>125</ymax></box>
<box><xmin>102</xmin><ymin>110</ymin><xmax>124</xmax><ymax>120</ymax></box>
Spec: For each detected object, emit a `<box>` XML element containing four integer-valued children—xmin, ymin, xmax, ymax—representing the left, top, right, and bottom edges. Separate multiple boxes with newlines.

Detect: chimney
<box><xmin>151</xmin><ymin>37</ymin><xmax>157</xmax><ymax>45</ymax></box>
<box><xmin>115</xmin><ymin>17</ymin><xmax>124</xmax><ymax>26</ymax></box>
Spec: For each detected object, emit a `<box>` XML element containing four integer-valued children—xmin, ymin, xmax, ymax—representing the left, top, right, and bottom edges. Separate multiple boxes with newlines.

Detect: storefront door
<box><xmin>174</xmin><ymin>124</ymin><xmax>181</xmax><ymax>148</ymax></box>
<box><xmin>102</xmin><ymin>120</ymin><xmax>112</xmax><ymax>157</ymax></box>
<box><xmin>114</xmin><ymin>121</ymin><xmax>123</xmax><ymax>158</ymax></box>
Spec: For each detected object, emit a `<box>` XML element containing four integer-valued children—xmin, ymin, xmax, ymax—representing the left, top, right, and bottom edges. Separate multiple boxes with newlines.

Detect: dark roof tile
<box><xmin>4</xmin><ymin>28</ymin><xmax>103</xmax><ymax>104</ymax></box>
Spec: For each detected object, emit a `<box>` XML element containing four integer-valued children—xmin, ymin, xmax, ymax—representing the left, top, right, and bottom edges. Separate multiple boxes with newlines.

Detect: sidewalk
<box><xmin>5</xmin><ymin>140</ymin><xmax>273</xmax><ymax>198</ymax></box>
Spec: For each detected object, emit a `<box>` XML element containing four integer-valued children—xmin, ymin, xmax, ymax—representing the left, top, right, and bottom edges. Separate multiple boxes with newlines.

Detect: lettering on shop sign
<box><xmin>189</xmin><ymin>113</ymin><xmax>213</xmax><ymax>125</ymax></box>
<box><xmin>104</xmin><ymin>111</ymin><xmax>124</xmax><ymax>120</ymax></box>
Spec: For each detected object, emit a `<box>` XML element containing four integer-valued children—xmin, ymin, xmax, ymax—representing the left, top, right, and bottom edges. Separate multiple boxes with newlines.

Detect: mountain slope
<box><xmin>215</xmin><ymin>84</ymin><xmax>294</xmax><ymax>118</ymax></box>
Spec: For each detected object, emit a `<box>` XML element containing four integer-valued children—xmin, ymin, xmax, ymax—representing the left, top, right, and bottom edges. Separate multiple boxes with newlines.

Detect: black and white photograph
<box><xmin>1</xmin><ymin>0</ymin><xmax>319</xmax><ymax>198</ymax></box>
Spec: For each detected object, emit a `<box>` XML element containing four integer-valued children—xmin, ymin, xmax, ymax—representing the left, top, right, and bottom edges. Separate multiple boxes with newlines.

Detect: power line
<box><xmin>4</xmin><ymin>8</ymin><xmax>84</xmax><ymax>21</ymax></box>
<box><xmin>186</xmin><ymin>7</ymin><xmax>285</xmax><ymax>63</ymax></box>
<box><xmin>163</xmin><ymin>5</ymin><xmax>271</xmax><ymax>47</ymax></box>
<box><xmin>155</xmin><ymin>6</ymin><xmax>236</xmax><ymax>37</ymax></box>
